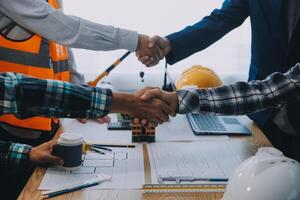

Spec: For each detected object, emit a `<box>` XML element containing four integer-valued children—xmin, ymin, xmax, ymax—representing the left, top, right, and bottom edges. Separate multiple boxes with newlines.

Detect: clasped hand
<box><xmin>131</xmin><ymin>87</ymin><xmax>178</xmax><ymax>127</ymax></box>
<box><xmin>136</xmin><ymin>35</ymin><xmax>171</xmax><ymax>67</ymax></box>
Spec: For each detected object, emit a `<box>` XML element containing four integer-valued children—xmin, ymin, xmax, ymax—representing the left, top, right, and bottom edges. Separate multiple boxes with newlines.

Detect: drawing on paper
<box><xmin>39</xmin><ymin>145</ymin><xmax>144</xmax><ymax>190</ymax></box>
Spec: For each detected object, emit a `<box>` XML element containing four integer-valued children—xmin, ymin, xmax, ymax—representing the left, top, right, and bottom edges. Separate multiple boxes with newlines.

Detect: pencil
<box><xmin>88</xmin><ymin>51</ymin><xmax>131</xmax><ymax>87</ymax></box>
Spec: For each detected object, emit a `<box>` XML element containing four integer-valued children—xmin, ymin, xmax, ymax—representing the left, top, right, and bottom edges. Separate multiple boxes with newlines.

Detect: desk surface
<box><xmin>18</xmin><ymin>118</ymin><xmax>272</xmax><ymax>200</ymax></box>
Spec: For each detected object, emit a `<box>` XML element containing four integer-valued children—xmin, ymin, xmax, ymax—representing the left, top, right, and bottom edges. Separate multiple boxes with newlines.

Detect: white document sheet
<box><xmin>147</xmin><ymin>141</ymin><xmax>254</xmax><ymax>184</ymax></box>
<box><xmin>62</xmin><ymin>116</ymin><xmax>132</xmax><ymax>144</ymax></box>
<box><xmin>61</xmin><ymin>115</ymin><xmax>228</xmax><ymax>144</ymax></box>
<box><xmin>39</xmin><ymin>145</ymin><xmax>144</xmax><ymax>190</ymax></box>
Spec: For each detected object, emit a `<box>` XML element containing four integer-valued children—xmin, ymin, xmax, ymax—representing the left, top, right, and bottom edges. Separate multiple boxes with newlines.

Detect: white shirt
<box><xmin>0</xmin><ymin>0</ymin><xmax>139</xmax><ymax>52</ymax></box>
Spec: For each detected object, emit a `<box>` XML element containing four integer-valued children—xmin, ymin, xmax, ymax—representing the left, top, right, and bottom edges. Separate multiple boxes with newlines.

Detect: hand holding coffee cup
<box><xmin>52</xmin><ymin>133</ymin><xmax>84</xmax><ymax>170</ymax></box>
<box><xmin>29</xmin><ymin>139</ymin><xmax>64</xmax><ymax>166</ymax></box>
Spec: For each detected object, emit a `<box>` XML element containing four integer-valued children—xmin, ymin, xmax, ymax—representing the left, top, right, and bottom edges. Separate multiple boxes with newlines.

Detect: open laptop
<box><xmin>186</xmin><ymin>113</ymin><xmax>251</xmax><ymax>135</ymax></box>
<box><xmin>163</xmin><ymin>63</ymin><xmax>251</xmax><ymax>136</ymax></box>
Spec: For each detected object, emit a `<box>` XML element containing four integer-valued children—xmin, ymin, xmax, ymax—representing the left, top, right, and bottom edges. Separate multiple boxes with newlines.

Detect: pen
<box><xmin>92</xmin><ymin>144</ymin><xmax>135</xmax><ymax>148</ymax></box>
<box><xmin>41</xmin><ymin>175</ymin><xmax>111</xmax><ymax>199</ymax></box>
<box><xmin>92</xmin><ymin>145</ymin><xmax>112</xmax><ymax>151</ymax></box>
<box><xmin>42</xmin><ymin>181</ymin><xmax>99</xmax><ymax>199</ymax></box>
<box><xmin>158</xmin><ymin>176</ymin><xmax>228</xmax><ymax>183</ymax></box>
<box><xmin>91</xmin><ymin>147</ymin><xmax>105</xmax><ymax>155</ymax></box>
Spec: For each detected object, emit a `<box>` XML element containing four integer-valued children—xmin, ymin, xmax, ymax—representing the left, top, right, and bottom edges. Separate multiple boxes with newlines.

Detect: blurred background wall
<box><xmin>64</xmin><ymin>0</ymin><xmax>251</xmax><ymax>89</ymax></box>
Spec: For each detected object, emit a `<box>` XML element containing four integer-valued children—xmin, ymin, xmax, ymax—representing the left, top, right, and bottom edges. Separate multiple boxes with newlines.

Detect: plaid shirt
<box><xmin>0</xmin><ymin>141</ymin><xmax>33</xmax><ymax>172</ymax></box>
<box><xmin>0</xmin><ymin>72</ymin><xmax>112</xmax><ymax>119</ymax></box>
<box><xmin>0</xmin><ymin>72</ymin><xmax>112</xmax><ymax>170</ymax></box>
<box><xmin>0</xmin><ymin>142</ymin><xmax>32</xmax><ymax>172</ymax></box>
<box><xmin>177</xmin><ymin>64</ymin><xmax>300</xmax><ymax>115</ymax></box>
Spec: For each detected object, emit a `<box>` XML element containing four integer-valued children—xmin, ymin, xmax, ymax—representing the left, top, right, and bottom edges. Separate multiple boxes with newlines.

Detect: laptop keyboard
<box><xmin>192</xmin><ymin>114</ymin><xmax>227</xmax><ymax>132</ymax></box>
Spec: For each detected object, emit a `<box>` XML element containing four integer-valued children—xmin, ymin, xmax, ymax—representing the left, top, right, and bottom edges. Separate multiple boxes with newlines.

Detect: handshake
<box><xmin>111</xmin><ymin>87</ymin><xmax>178</xmax><ymax>127</ymax></box>
<box><xmin>111</xmin><ymin>35</ymin><xmax>175</xmax><ymax>126</ymax></box>
<box><xmin>136</xmin><ymin>35</ymin><xmax>171</xmax><ymax>67</ymax></box>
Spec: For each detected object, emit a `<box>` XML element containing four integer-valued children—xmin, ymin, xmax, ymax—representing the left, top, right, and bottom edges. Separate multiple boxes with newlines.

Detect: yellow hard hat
<box><xmin>176</xmin><ymin>65</ymin><xmax>223</xmax><ymax>90</ymax></box>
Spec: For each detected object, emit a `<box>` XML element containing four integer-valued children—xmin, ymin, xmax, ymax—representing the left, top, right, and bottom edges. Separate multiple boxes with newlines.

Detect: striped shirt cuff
<box><xmin>90</xmin><ymin>87</ymin><xmax>112</xmax><ymax>118</ymax></box>
<box><xmin>8</xmin><ymin>143</ymin><xmax>32</xmax><ymax>169</ymax></box>
<box><xmin>177</xmin><ymin>90</ymin><xmax>205</xmax><ymax>114</ymax></box>
<box><xmin>177</xmin><ymin>90</ymin><xmax>194</xmax><ymax>114</ymax></box>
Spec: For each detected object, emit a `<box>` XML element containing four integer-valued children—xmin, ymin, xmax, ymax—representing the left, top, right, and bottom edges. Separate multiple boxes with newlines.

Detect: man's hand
<box><xmin>29</xmin><ymin>140</ymin><xmax>63</xmax><ymax>166</ymax></box>
<box><xmin>77</xmin><ymin>116</ymin><xmax>111</xmax><ymax>124</ymax></box>
<box><xmin>136</xmin><ymin>34</ymin><xmax>165</xmax><ymax>66</ymax></box>
<box><xmin>111</xmin><ymin>91</ymin><xmax>172</xmax><ymax>125</ymax></box>
<box><xmin>131</xmin><ymin>87</ymin><xmax>178</xmax><ymax>127</ymax></box>
<box><xmin>137</xmin><ymin>35</ymin><xmax>171</xmax><ymax>67</ymax></box>
<box><xmin>140</xmin><ymin>88</ymin><xmax>178</xmax><ymax>115</ymax></box>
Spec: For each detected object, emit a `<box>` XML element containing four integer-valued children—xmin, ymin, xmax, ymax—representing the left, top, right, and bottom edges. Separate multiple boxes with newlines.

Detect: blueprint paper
<box><xmin>147</xmin><ymin>141</ymin><xmax>253</xmax><ymax>184</ymax></box>
<box><xmin>39</xmin><ymin>145</ymin><xmax>144</xmax><ymax>190</ymax></box>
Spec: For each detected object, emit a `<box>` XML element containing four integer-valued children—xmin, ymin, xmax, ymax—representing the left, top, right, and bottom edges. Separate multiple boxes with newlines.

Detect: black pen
<box><xmin>92</xmin><ymin>145</ymin><xmax>112</xmax><ymax>151</ymax></box>
<box><xmin>92</xmin><ymin>144</ymin><xmax>135</xmax><ymax>148</ymax></box>
<box><xmin>91</xmin><ymin>147</ymin><xmax>105</xmax><ymax>155</ymax></box>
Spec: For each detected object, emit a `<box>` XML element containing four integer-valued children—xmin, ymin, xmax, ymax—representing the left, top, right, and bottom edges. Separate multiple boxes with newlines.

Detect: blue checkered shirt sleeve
<box><xmin>177</xmin><ymin>64</ymin><xmax>300</xmax><ymax>115</ymax></box>
<box><xmin>0</xmin><ymin>73</ymin><xmax>112</xmax><ymax>119</ymax></box>
<box><xmin>7</xmin><ymin>143</ymin><xmax>32</xmax><ymax>170</ymax></box>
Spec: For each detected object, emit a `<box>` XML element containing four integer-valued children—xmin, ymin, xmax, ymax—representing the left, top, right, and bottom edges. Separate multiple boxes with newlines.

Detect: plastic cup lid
<box><xmin>57</xmin><ymin>133</ymin><xmax>84</xmax><ymax>146</ymax></box>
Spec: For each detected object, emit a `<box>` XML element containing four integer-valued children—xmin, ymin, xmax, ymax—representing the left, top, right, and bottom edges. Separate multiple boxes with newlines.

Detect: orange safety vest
<box><xmin>0</xmin><ymin>0</ymin><xmax>71</xmax><ymax>131</ymax></box>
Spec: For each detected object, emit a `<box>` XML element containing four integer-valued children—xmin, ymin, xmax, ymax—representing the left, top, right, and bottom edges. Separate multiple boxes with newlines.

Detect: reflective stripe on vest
<box><xmin>0</xmin><ymin>0</ymin><xmax>71</xmax><ymax>131</ymax></box>
<box><xmin>0</xmin><ymin>38</ymin><xmax>51</xmax><ymax>69</ymax></box>
<box><xmin>50</xmin><ymin>42</ymin><xmax>70</xmax><ymax>82</ymax></box>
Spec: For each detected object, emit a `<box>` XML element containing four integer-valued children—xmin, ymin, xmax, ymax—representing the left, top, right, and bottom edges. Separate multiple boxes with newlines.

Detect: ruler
<box><xmin>143</xmin><ymin>184</ymin><xmax>226</xmax><ymax>193</ymax></box>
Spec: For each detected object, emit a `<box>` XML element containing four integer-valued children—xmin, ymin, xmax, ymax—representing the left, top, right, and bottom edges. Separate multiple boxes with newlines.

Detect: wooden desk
<box><xmin>18</xmin><ymin>120</ymin><xmax>272</xmax><ymax>200</ymax></box>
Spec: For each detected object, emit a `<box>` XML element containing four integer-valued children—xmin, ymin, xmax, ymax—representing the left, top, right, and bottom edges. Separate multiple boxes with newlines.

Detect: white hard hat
<box><xmin>222</xmin><ymin>147</ymin><xmax>300</xmax><ymax>200</ymax></box>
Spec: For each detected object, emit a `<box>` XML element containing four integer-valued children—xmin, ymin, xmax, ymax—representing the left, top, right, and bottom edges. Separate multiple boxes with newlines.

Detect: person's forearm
<box><xmin>0</xmin><ymin>0</ymin><xmax>138</xmax><ymax>51</ymax></box>
<box><xmin>0</xmin><ymin>73</ymin><xmax>112</xmax><ymax>119</ymax></box>
<box><xmin>177</xmin><ymin>64</ymin><xmax>300</xmax><ymax>115</ymax></box>
<box><xmin>111</xmin><ymin>93</ymin><xmax>135</xmax><ymax>114</ymax></box>
<box><xmin>166</xmin><ymin>0</ymin><xmax>249</xmax><ymax>64</ymax></box>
